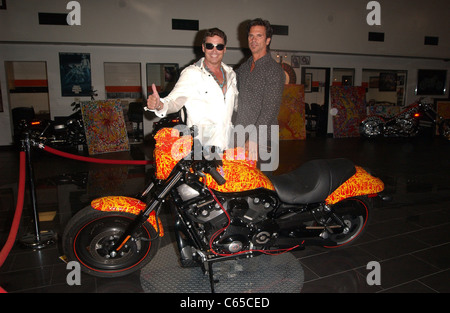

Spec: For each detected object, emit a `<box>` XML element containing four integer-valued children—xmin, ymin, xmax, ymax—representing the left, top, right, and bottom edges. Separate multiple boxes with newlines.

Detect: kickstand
<box><xmin>207</xmin><ymin>261</ymin><xmax>216</xmax><ymax>293</ymax></box>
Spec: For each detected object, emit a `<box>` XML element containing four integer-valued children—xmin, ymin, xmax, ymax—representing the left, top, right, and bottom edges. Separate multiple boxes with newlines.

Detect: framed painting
<box><xmin>379</xmin><ymin>72</ymin><xmax>397</xmax><ymax>91</ymax></box>
<box><xmin>80</xmin><ymin>100</ymin><xmax>130</xmax><ymax>155</ymax></box>
<box><xmin>416</xmin><ymin>70</ymin><xmax>447</xmax><ymax>96</ymax></box>
<box><xmin>59</xmin><ymin>53</ymin><xmax>92</xmax><ymax>96</ymax></box>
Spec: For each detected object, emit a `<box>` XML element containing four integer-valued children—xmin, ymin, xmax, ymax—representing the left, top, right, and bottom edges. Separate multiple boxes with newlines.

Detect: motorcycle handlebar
<box><xmin>186</xmin><ymin>126</ymin><xmax>226</xmax><ymax>186</ymax></box>
<box><xmin>207</xmin><ymin>167</ymin><xmax>226</xmax><ymax>185</ymax></box>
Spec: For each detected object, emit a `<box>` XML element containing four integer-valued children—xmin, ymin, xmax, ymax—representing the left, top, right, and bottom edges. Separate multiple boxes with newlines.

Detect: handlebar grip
<box><xmin>208</xmin><ymin>167</ymin><xmax>226</xmax><ymax>185</ymax></box>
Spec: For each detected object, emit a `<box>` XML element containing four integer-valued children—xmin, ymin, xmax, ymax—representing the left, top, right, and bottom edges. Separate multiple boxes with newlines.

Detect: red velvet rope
<box><xmin>43</xmin><ymin>145</ymin><xmax>153</xmax><ymax>165</ymax></box>
<box><xmin>0</xmin><ymin>151</ymin><xmax>27</xmax><ymax>293</ymax></box>
<box><xmin>0</xmin><ymin>151</ymin><xmax>26</xmax><ymax>267</ymax></box>
<box><xmin>0</xmin><ymin>146</ymin><xmax>152</xmax><ymax>293</ymax></box>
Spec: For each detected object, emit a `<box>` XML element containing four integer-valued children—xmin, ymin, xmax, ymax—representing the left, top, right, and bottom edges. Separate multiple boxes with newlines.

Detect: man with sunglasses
<box><xmin>233</xmin><ymin>18</ymin><xmax>284</xmax><ymax>173</ymax></box>
<box><xmin>146</xmin><ymin>28</ymin><xmax>238</xmax><ymax>151</ymax></box>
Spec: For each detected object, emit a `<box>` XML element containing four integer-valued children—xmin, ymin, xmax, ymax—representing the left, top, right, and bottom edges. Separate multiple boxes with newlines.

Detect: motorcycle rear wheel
<box><xmin>63</xmin><ymin>206</ymin><xmax>159</xmax><ymax>278</ymax></box>
<box><xmin>323</xmin><ymin>197</ymin><xmax>369</xmax><ymax>248</ymax></box>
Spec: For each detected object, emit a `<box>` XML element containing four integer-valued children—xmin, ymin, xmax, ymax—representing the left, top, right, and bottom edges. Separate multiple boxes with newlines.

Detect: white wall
<box><xmin>1</xmin><ymin>0</ymin><xmax>449</xmax><ymax>145</ymax></box>
<box><xmin>1</xmin><ymin>0</ymin><xmax>449</xmax><ymax>59</ymax></box>
<box><xmin>1</xmin><ymin>42</ymin><xmax>448</xmax><ymax>145</ymax></box>
<box><xmin>0</xmin><ymin>43</ymin><xmax>246</xmax><ymax>145</ymax></box>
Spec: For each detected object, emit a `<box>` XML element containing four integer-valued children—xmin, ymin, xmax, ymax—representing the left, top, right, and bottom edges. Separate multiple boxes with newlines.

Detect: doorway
<box><xmin>5</xmin><ymin>61</ymin><xmax>50</xmax><ymax>140</ymax></box>
<box><xmin>301</xmin><ymin>67</ymin><xmax>330</xmax><ymax>137</ymax></box>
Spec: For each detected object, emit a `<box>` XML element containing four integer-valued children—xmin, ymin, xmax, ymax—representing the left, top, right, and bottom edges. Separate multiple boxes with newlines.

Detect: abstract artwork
<box><xmin>436</xmin><ymin>100</ymin><xmax>450</xmax><ymax>119</ymax></box>
<box><xmin>436</xmin><ymin>100</ymin><xmax>450</xmax><ymax>135</ymax></box>
<box><xmin>278</xmin><ymin>84</ymin><xmax>306</xmax><ymax>140</ymax></box>
<box><xmin>80</xmin><ymin>100</ymin><xmax>129</xmax><ymax>155</ymax></box>
<box><xmin>367</xmin><ymin>105</ymin><xmax>400</xmax><ymax>117</ymax></box>
<box><xmin>331</xmin><ymin>86</ymin><xmax>366</xmax><ymax>138</ymax></box>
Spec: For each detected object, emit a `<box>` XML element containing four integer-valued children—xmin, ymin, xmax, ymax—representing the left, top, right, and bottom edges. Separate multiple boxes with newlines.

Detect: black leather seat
<box><xmin>269</xmin><ymin>158</ymin><xmax>356</xmax><ymax>204</ymax></box>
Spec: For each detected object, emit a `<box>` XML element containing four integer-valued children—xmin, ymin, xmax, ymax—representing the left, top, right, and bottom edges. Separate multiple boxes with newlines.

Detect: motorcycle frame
<box><xmin>87</xmin><ymin>160</ymin><xmax>379</xmax><ymax>292</ymax></box>
<box><xmin>97</xmin><ymin>158</ymin><xmax>379</xmax><ymax>261</ymax></box>
<box><xmin>86</xmin><ymin>127</ymin><xmax>384</xmax><ymax>292</ymax></box>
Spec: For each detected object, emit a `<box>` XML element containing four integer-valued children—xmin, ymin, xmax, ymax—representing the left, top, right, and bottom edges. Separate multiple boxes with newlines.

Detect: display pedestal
<box><xmin>140</xmin><ymin>243</ymin><xmax>304</xmax><ymax>293</ymax></box>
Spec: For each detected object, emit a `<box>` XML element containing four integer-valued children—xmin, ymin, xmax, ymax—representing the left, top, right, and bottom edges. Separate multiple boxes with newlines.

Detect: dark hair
<box><xmin>247</xmin><ymin>18</ymin><xmax>273</xmax><ymax>39</ymax></box>
<box><xmin>203</xmin><ymin>27</ymin><xmax>227</xmax><ymax>45</ymax></box>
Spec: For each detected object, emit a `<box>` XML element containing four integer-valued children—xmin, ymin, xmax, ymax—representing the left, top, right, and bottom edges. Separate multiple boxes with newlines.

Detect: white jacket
<box><xmin>153</xmin><ymin>58</ymin><xmax>238</xmax><ymax>150</ymax></box>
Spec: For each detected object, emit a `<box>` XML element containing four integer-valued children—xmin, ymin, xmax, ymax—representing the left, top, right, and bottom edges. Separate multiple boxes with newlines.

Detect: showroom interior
<box><xmin>0</xmin><ymin>0</ymin><xmax>449</xmax><ymax>294</ymax></box>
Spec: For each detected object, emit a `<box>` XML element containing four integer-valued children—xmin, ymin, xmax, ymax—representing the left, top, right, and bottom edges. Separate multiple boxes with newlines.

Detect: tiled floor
<box><xmin>0</xmin><ymin>135</ymin><xmax>449</xmax><ymax>293</ymax></box>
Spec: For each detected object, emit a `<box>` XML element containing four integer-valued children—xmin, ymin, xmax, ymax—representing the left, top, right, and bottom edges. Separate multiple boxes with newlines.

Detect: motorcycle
<box><xmin>359</xmin><ymin>98</ymin><xmax>450</xmax><ymax>140</ymax></box>
<box><xmin>20</xmin><ymin>101</ymin><xmax>87</xmax><ymax>148</ymax></box>
<box><xmin>150</xmin><ymin>106</ymin><xmax>187</xmax><ymax>138</ymax></box>
<box><xmin>62</xmin><ymin>126</ymin><xmax>386</xmax><ymax>292</ymax></box>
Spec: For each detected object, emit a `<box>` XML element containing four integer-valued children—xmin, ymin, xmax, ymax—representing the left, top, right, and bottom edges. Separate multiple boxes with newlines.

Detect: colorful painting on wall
<box><xmin>81</xmin><ymin>100</ymin><xmax>130</xmax><ymax>155</ymax></box>
<box><xmin>331</xmin><ymin>86</ymin><xmax>366</xmax><ymax>138</ymax></box>
<box><xmin>437</xmin><ymin>101</ymin><xmax>450</xmax><ymax>119</ymax></box>
<box><xmin>367</xmin><ymin>105</ymin><xmax>400</xmax><ymax>117</ymax></box>
<box><xmin>278</xmin><ymin>84</ymin><xmax>306</xmax><ymax>140</ymax></box>
<box><xmin>436</xmin><ymin>100</ymin><xmax>450</xmax><ymax>135</ymax></box>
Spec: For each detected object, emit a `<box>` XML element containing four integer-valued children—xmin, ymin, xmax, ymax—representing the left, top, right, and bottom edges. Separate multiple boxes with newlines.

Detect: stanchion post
<box><xmin>19</xmin><ymin>132</ymin><xmax>55</xmax><ymax>249</ymax></box>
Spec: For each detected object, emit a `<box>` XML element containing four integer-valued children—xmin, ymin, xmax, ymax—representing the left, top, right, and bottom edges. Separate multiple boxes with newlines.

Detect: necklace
<box><xmin>205</xmin><ymin>65</ymin><xmax>227</xmax><ymax>89</ymax></box>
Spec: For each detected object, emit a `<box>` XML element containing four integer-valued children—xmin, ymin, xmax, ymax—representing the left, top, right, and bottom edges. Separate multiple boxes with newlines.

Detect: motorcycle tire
<box><xmin>63</xmin><ymin>206</ymin><xmax>159</xmax><ymax>278</ymax></box>
<box><xmin>359</xmin><ymin>118</ymin><xmax>383</xmax><ymax>139</ymax></box>
<box><xmin>323</xmin><ymin>197</ymin><xmax>370</xmax><ymax>248</ymax></box>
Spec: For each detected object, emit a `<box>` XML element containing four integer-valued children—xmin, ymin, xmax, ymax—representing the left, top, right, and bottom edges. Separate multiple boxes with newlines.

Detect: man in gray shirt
<box><xmin>234</xmin><ymin>18</ymin><xmax>285</xmax><ymax>172</ymax></box>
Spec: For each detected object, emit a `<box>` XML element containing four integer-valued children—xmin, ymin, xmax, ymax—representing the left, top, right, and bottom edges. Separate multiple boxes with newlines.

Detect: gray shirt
<box><xmin>234</xmin><ymin>53</ymin><xmax>285</xmax><ymax>146</ymax></box>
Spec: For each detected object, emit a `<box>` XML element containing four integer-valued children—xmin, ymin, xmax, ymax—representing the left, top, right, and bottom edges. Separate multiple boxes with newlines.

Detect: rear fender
<box><xmin>90</xmin><ymin>196</ymin><xmax>164</xmax><ymax>236</ymax></box>
<box><xmin>325</xmin><ymin>166</ymin><xmax>384</xmax><ymax>205</ymax></box>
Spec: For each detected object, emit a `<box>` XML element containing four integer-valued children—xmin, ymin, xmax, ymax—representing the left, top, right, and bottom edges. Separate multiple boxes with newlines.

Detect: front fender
<box><xmin>91</xmin><ymin>196</ymin><xmax>164</xmax><ymax>236</ymax></box>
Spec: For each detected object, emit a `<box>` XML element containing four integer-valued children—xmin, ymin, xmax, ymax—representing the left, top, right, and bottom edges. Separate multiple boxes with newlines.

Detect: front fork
<box><xmin>109</xmin><ymin>170</ymin><xmax>184</xmax><ymax>254</ymax></box>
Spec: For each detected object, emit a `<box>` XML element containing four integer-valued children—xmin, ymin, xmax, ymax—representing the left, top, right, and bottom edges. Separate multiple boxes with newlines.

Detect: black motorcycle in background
<box><xmin>16</xmin><ymin>101</ymin><xmax>87</xmax><ymax>149</ymax></box>
<box><xmin>359</xmin><ymin>98</ymin><xmax>450</xmax><ymax>140</ymax></box>
<box><xmin>14</xmin><ymin>89</ymin><xmax>99</xmax><ymax>148</ymax></box>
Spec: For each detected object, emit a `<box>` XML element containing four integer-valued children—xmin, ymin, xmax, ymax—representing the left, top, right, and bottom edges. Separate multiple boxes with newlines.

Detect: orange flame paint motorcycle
<box><xmin>63</xmin><ymin>126</ymin><xmax>386</xmax><ymax>290</ymax></box>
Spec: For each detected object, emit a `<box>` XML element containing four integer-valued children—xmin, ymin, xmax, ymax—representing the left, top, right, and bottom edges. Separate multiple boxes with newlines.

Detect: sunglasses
<box><xmin>204</xmin><ymin>43</ymin><xmax>225</xmax><ymax>51</ymax></box>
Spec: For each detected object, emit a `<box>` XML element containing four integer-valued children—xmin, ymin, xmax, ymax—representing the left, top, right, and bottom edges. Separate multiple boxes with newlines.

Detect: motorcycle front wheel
<box><xmin>323</xmin><ymin>197</ymin><xmax>369</xmax><ymax>248</ymax></box>
<box><xmin>63</xmin><ymin>206</ymin><xmax>159</xmax><ymax>278</ymax></box>
<box><xmin>359</xmin><ymin>118</ymin><xmax>383</xmax><ymax>139</ymax></box>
